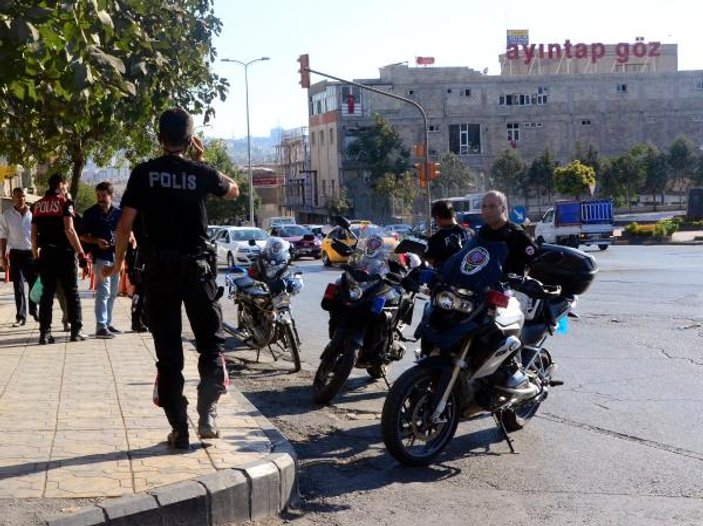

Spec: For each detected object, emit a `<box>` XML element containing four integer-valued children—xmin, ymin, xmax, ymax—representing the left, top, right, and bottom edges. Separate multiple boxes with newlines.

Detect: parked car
<box><xmin>213</xmin><ymin>226</ymin><xmax>272</xmax><ymax>268</ymax></box>
<box><xmin>458</xmin><ymin>212</ymin><xmax>484</xmax><ymax>231</ymax></box>
<box><xmin>269</xmin><ymin>224</ymin><xmax>322</xmax><ymax>260</ymax></box>
<box><xmin>207</xmin><ymin>225</ymin><xmax>224</xmax><ymax>241</ymax></box>
<box><xmin>384</xmin><ymin>223</ymin><xmax>412</xmax><ymax>239</ymax></box>
<box><xmin>320</xmin><ymin>223</ymin><xmax>398</xmax><ymax>266</ymax></box>
<box><xmin>303</xmin><ymin>224</ymin><xmax>327</xmax><ymax>239</ymax></box>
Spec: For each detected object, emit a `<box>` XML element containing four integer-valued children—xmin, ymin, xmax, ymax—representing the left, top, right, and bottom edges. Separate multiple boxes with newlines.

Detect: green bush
<box><xmin>625</xmin><ymin>220</ymin><xmax>678</xmax><ymax>237</ymax></box>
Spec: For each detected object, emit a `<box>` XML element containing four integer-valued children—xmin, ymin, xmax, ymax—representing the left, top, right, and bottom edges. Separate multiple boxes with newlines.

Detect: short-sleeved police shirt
<box><xmin>477</xmin><ymin>221</ymin><xmax>538</xmax><ymax>276</ymax></box>
<box><xmin>425</xmin><ymin>223</ymin><xmax>473</xmax><ymax>268</ymax></box>
<box><xmin>121</xmin><ymin>155</ymin><xmax>229</xmax><ymax>252</ymax></box>
<box><xmin>31</xmin><ymin>193</ymin><xmax>75</xmax><ymax>250</ymax></box>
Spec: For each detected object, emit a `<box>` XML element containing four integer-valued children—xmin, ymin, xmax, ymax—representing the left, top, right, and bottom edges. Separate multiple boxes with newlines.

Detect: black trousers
<box><xmin>145</xmin><ymin>251</ymin><xmax>226</xmax><ymax>424</ymax></box>
<box><xmin>39</xmin><ymin>247</ymin><xmax>82</xmax><ymax>334</ymax></box>
<box><xmin>9</xmin><ymin>249</ymin><xmax>37</xmax><ymax>321</ymax></box>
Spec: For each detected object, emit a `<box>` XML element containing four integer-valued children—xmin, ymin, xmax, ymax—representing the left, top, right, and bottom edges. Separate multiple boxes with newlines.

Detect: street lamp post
<box><xmin>221</xmin><ymin>56</ymin><xmax>270</xmax><ymax>226</ymax></box>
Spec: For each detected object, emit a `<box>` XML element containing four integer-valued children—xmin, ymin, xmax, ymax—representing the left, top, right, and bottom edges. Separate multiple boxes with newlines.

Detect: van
<box><xmin>263</xmin><ymin>216</ymin><xmax>296</xmax><ymax>230</ymax></box>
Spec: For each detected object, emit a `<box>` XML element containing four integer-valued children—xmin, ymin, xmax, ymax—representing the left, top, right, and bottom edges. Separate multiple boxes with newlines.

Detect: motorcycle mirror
<box><xmin>333</xmin><ymin>215</ymin><xmax>352</xmax><ymax>230</ymax></box>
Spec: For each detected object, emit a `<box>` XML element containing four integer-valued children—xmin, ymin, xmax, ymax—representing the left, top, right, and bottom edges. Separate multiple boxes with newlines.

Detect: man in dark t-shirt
<box><xmin>477</xmin><ymin>190</ymin><xmax>538</xmax><ymax>276</ymax></box>
<box><xmin>105</xmin><ymin>108</ymin><xmax>239</xmax><ymax>449</ymax></box>
<box><xmin>425</xmin><ymin>200</ymin><xmax>473</xmax><ymax>270</ymax></box>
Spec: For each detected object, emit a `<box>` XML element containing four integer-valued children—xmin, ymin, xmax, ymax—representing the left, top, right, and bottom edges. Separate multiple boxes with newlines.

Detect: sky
<box><xmin>201</xmin><ymin>0</ymin><xmax>702</xmax><ymax>139</ymax></box>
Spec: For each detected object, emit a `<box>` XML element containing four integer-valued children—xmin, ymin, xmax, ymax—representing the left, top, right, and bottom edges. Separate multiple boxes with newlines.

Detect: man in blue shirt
<box><xmin>80</xmin><ymin>181</ymin><xmax>122</xmax><ymax>338</ymax></box>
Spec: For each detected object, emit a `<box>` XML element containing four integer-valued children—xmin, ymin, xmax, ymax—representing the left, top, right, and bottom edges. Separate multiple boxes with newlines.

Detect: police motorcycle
<box><xmin>312</xmin><ymin>217</ymin><xmax>424</xmax><ymax>405</ymax></box>
<box><xmin>381</xmin><ymin>237</ymin><xmax>598</xmax><ymax>466</ymax></box>
<box><xmin>224</xmin><ymin>237</ymin><xmax>304</xmax><ymax>372</ymax></box>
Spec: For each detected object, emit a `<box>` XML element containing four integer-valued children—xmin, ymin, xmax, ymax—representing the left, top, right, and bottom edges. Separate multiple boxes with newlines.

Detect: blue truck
<box><xmin>535</xmin><ymin>199</ymin><xmax>615</xmax><ymax>250</ymax></box>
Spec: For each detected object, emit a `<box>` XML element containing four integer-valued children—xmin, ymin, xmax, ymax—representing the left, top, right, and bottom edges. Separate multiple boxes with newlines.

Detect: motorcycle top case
<box><xmin>528</xmin><ymin>243</ymin><xmax>598</xmax><ymax>295</ymax></box>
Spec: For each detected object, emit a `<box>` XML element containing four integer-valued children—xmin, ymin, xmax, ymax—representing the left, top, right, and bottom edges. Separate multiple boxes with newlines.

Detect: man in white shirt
<box><xmin>0</xmin><ymin>188</ymin><xmax>38</xmax><ymax>327</ymax></box>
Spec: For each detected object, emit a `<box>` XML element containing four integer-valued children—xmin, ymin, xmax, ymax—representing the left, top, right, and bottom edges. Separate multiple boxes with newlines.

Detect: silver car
<box><xmin>213</xmin><ymin>227</ymin><xmax>271</xmax><ymax>268</ymax></box>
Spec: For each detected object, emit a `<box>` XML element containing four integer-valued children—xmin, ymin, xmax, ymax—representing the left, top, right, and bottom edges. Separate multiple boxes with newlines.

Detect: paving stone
<box><xmin>196</xmin><ymin>469</ymin><xmax>250</xmax><ymax>525</ymax></box>
<box><xmin>149</xmin><ymin>480</ymin><xmax>208</xmax><ymax>526</ymax></box>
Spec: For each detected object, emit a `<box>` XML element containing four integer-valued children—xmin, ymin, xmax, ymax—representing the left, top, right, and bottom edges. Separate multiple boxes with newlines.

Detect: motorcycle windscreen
<box><xmin>438</xmin><ymin>237</ymin><xmax>508</xmax><ymax>294</ymax></box>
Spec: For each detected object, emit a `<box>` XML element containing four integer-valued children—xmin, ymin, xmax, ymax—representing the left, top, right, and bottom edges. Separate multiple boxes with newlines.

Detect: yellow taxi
<box><xmin>320</xmin><ymin>222</ymin><xmax>399</xmax><ymax>266</ymax></box>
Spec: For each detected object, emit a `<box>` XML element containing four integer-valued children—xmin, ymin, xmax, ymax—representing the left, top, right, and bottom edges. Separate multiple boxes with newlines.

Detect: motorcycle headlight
<box><xmin>435</xmin><ymin>290</ymin><xmax>474</xmax><ymax>313</ymax></box>
<box><xmin>348</xmin><ymin>285</ymin><xmax>363</xmax><ymax>301</ymax></box>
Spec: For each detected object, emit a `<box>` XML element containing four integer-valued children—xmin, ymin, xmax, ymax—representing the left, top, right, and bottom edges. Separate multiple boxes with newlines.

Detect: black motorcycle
<box><xmin>224</xmin><ymin>239</ymin><xmax>304</xmax><ymax>372</ymax></box>
<box><xmin>381</xmin><ymin>240</ymin><xmax>598</xmax><ymax>466</ymax></box>
<box><xmin>312</xmin><ymin>218</ymin><xmax>423</xmax><ymax>404</ymax></box>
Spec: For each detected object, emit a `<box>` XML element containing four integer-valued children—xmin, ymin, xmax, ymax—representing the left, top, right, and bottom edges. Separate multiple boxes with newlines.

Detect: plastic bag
<box><xmin>29</xmin><ymin>277</ymin><xmax>43</xmax><ymax>304</ymax></box>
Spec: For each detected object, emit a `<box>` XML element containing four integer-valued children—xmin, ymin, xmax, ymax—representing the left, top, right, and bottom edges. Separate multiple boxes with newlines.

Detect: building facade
<box><xmin>306</xmin><ymin>41</ymin><xmax>703</xmax><ymax>221</ymax></box>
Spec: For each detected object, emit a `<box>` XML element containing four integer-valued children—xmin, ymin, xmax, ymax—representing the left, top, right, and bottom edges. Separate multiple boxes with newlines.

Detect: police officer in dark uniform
<box><xmin>31</xmin><ymin>173</ymin><xmax>90</xmax><ymax>344</ymax></box>
<box><xmin>477</xmin><ymin>190</ymin><xmax>538</xmax><ymax>276</ymax></box>
<box><xmin>425</xmin><ymin>200</ymin><xmax>473</xmax><ymax>270</ymax></box>
<box><xmin>106</xmin><ymin>108</ymin><xmax>239</xmax><ymax>449</ymax></box>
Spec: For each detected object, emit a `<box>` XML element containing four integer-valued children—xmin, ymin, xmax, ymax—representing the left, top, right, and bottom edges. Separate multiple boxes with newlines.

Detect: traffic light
<box><xmin>416</xmin><ymin>163</ymin><xmax>427</xmax><ymax>189</ymax></box>
<box><xmin>428</xmin><ymin>162</ymin><xmax>441</xmax><ymax>180</ymax></box>
<box><xmin>297</xmin><ymin>54</ymin><xmax>310</xmax><ymax>88</ymax></box>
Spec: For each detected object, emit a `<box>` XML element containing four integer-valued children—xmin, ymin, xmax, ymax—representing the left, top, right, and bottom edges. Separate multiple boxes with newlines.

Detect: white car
<box><xmin>213</xmin><ymin>227</ymin><xmax>271</xmax><ymax>268</ymax></box>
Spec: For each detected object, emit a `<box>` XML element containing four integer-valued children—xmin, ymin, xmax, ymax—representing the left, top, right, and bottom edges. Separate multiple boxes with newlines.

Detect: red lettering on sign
<box><xmin>633</xmin><ymin>41</ymin><xmax>647</xmax><ymax>58</ymax></box>
<box><xmin>591</xmin><ymin>43</ymin><xmax>605</xmax><ymax>63</ymax></box>
<box><xmin>616</xmin><ymin>42</ymin><xmax>630</xmax><ymax>63</ymax></box>
<box><xmin>575</xmin><ymin>43</ymin><xmax>588</xmax><ymax>59</ymax></box>
<box><xmin>548</xmin><ymin>43</ymin><xmax>561</xmax><ymax>59</ymax></box>
<box><xmin>648</xmin><ymin>41</ymin><xmax>661</xmax><ymax>57</ymax></box>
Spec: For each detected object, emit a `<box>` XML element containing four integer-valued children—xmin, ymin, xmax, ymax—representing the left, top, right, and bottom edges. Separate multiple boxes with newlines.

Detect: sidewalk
<box><xmin>0</xmin><ymin>281</ymin><xmax>296</xmax><ymax>525</ymax></box>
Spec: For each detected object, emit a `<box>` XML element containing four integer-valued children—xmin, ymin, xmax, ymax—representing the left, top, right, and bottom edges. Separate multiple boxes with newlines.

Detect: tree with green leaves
<box><xmin>554</xmin><ymin>160</ymin><xmax>596</xmax><ymax>200</ymax></box>
<box><xmin>201</xmin><ymin>139</ymin><xmax>253</xmax><ymax>224</ymax></box>
<box><xmin>374</xmin><ymin>172</ymin><xmax>418</xmax><ymax>217</ymax></box>
<box><xmin>574</xmin><ymin>143</ymin><xmax>602</xmax><ymax>177</ymax></box>
<box><xmin>345</xmin><ymin>113</ymin><xmax>411</xmax><ymax>185</ymax></box>
<box><xmin>326</xmin><ymin>187</ymin><xmax>350</xmax><ymax>217</ymax></box>
<box><xmin>527</xmin><ymin>148</ymin><xmax>557</xmax><ymax>207</ymax></box>
<box><xmin>490</xmin><ymin>148</ymin><xmax>524</xmax><ymax>205</ymax></box>
<box><xmin>641</xmin><ymin>145</ymin><xmax>669</xmax><ymax>210</ymax></box>
<box><xmin>0</xmin><ymin>1</ymin><xmax>228</xmax><ymax>197</ymax></box>
<box><xmin>431</xmin><ymin>152</ymin><xmax>475</xmax><ymax>199</ymax></box>
<box><xmin>610</xmin><ymin>145</ymin><xmax>647</xmax><ymax>212</ymax></box>
<box><xmin>345</xmin><ymin>113</ymin><xmax>412</xmax><ymax>218</ymax></box>
<box><xmin>668</xmin><ymin>136</ymin><xmax>696</xmax><ymax>206</ymax></box>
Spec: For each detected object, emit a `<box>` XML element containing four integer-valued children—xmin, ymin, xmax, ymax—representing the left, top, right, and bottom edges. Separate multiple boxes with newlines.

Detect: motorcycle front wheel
<box><xmin>312</xmin><ymin>338</ymin><xmax>358</xmax><ymax>405</ymax></box>
<box><xmin>382</xmin><ymin>365</ymin><xmax>459</xmax><ymax>466</ymax></box>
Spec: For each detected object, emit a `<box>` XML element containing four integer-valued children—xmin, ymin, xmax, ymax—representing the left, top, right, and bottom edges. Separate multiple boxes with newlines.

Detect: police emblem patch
<box><xmin>461</xmin><ymin>247</ymin><xmax>490</xmax><ymax>275</ymax></box>
<box><xmin>525</xmin><ymin>245</ymin><xmax>535</xmax><ymax>256</ymax></box>
<box><xmin>365</xmin><ymin>235</ymin><xmax>384</xmax><ymax>257</ymax></box>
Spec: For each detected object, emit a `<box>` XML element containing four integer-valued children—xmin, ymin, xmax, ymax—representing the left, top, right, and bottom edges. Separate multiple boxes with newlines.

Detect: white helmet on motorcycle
<box><xmin>262</xmin><ymin>237</ymin><xmax>291</xmax><ymax>263</ymax></box>
<box><xmin>405</xmin><ymin>252</ymin><xmax>422</xmax><ymax>269</ymax></box>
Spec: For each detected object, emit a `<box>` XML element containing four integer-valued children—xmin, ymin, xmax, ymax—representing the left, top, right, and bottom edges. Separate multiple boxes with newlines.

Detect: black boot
<box><xmin>39</xmin><ymin>332</ymin><xmax>55</xmax><ymax>345</ymax></box>
<box><xmin>197</xmin><ymin>383</ymin><xmax>224</xmax><ymax>439</ymax></box>
<box><xmin>165</xmin><ymin>398</ymin><xmax>191</xmax><ymax>450</ymax></box>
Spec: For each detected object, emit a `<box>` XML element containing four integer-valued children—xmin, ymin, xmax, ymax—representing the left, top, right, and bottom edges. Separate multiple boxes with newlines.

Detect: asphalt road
<box><xmin>219</xmin><ymin>246</ymin><xmax>703</xmax><ymax>526</ymax></box>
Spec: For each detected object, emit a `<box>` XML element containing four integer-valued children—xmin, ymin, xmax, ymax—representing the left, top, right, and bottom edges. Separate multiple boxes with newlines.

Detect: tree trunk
<box><xmin>652</xmin><ymin>192</ymin><xmax>658</xmax><ymax>211</ymax></box>
<box><xmin>69</xmin><ymin>140</ymin><xmax>85</xmax><ymax>199</ymax></box>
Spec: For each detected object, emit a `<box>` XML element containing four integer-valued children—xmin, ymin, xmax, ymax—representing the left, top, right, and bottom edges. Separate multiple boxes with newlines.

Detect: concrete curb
<box><xmin>43</xmin><ymin>387</ymin><xmax>298</xmax><ymax>526</ymax></box>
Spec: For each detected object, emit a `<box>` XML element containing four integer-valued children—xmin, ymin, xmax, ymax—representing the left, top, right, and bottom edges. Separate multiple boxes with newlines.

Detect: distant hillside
<box><xmin>223</xmin><ymin>127</ymin><xmax>283</xmax><ymax>164</ymax></box>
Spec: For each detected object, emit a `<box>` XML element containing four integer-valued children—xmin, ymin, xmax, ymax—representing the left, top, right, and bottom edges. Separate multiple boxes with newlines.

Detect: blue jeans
<box><xmin>94</xmin><ymin>258</ymin><xmax>119</xmax><ymax>330</ymax></box>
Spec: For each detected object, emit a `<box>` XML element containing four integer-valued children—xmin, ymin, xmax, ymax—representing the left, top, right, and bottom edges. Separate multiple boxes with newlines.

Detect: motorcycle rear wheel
<box><xmin>382</xmin><ymin>365</ymin><xmax>459</xmax><ymax>466</ymax></box>
<box><xmin>498</xmin><ymin>349</ymin><xmax>553</xmax><ymax>432</ymax></box>
<box><xmin>312</xmin><ymin>339</ymin><xmax>358</xmax><ymax>404</ymax></box>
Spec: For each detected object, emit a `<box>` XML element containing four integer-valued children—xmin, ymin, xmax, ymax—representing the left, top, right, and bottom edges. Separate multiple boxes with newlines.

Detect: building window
<box><xmin>447</xmin><ymin>88</ymin><xmax>453</xmax><ymax>94</ymax></box>
<box><xmin>499</xmin><ymin>95</ymin><xmax>505</xmax><ymax>105</ymax></box>
<box><xmin>310</xmin><ymin>132</ymin><xmax>315</xmax><ymax>146</ymax></box>
<box><xmin>500</xmin><ymin>90</ymin><xmax>547</xmax><ymax>106</ymax></box>
<box><xmin>449</xmin><ymin>123</ymin><xmax>481</xmax><ymax>155</ymax></box>
<box><xmin>428</xmin><ymin>125</ymin><xmax>439</xmax><ymax>132</ymax></box>
<box><xmin>407</xmin><ymin>89</ymin><xmax>415</xmax><ymax>96</ymax></box>
<box><xmin>331</xmin><ymin>179</ymin><xmax>336</xmax><ymax>196</ymax></box>
<box><xmin>329</xmin><ymin>128</ymin><xmax>334</xmax><ymax>144</ymax></box>
<box><xmin>322</xmin><ymin>180</ymin><xmax>327</xmax><ymax>198</ymax></box>
<box><xmin>463</xmin><ymin>89</ymin><xmax>471</xmax><ymax>97</ymax></box>
<box><xmin>507</xmin><ymin>122</ymin><xmax>520</xmax><ymax>142</ymax></box>
<box><xmin>617</xmin><ymin>83</ymin><xmax>628</xmax><ymax>93</ymax></box>
<box><xmin>319</xmin><ymin>130</ymin><xmax>325</xmax><ymax>145</ymax></box>
<box><xmin>581</xmin><ymin>119</ymin><xmax>592</xmax><ymax>126</ymax></box>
